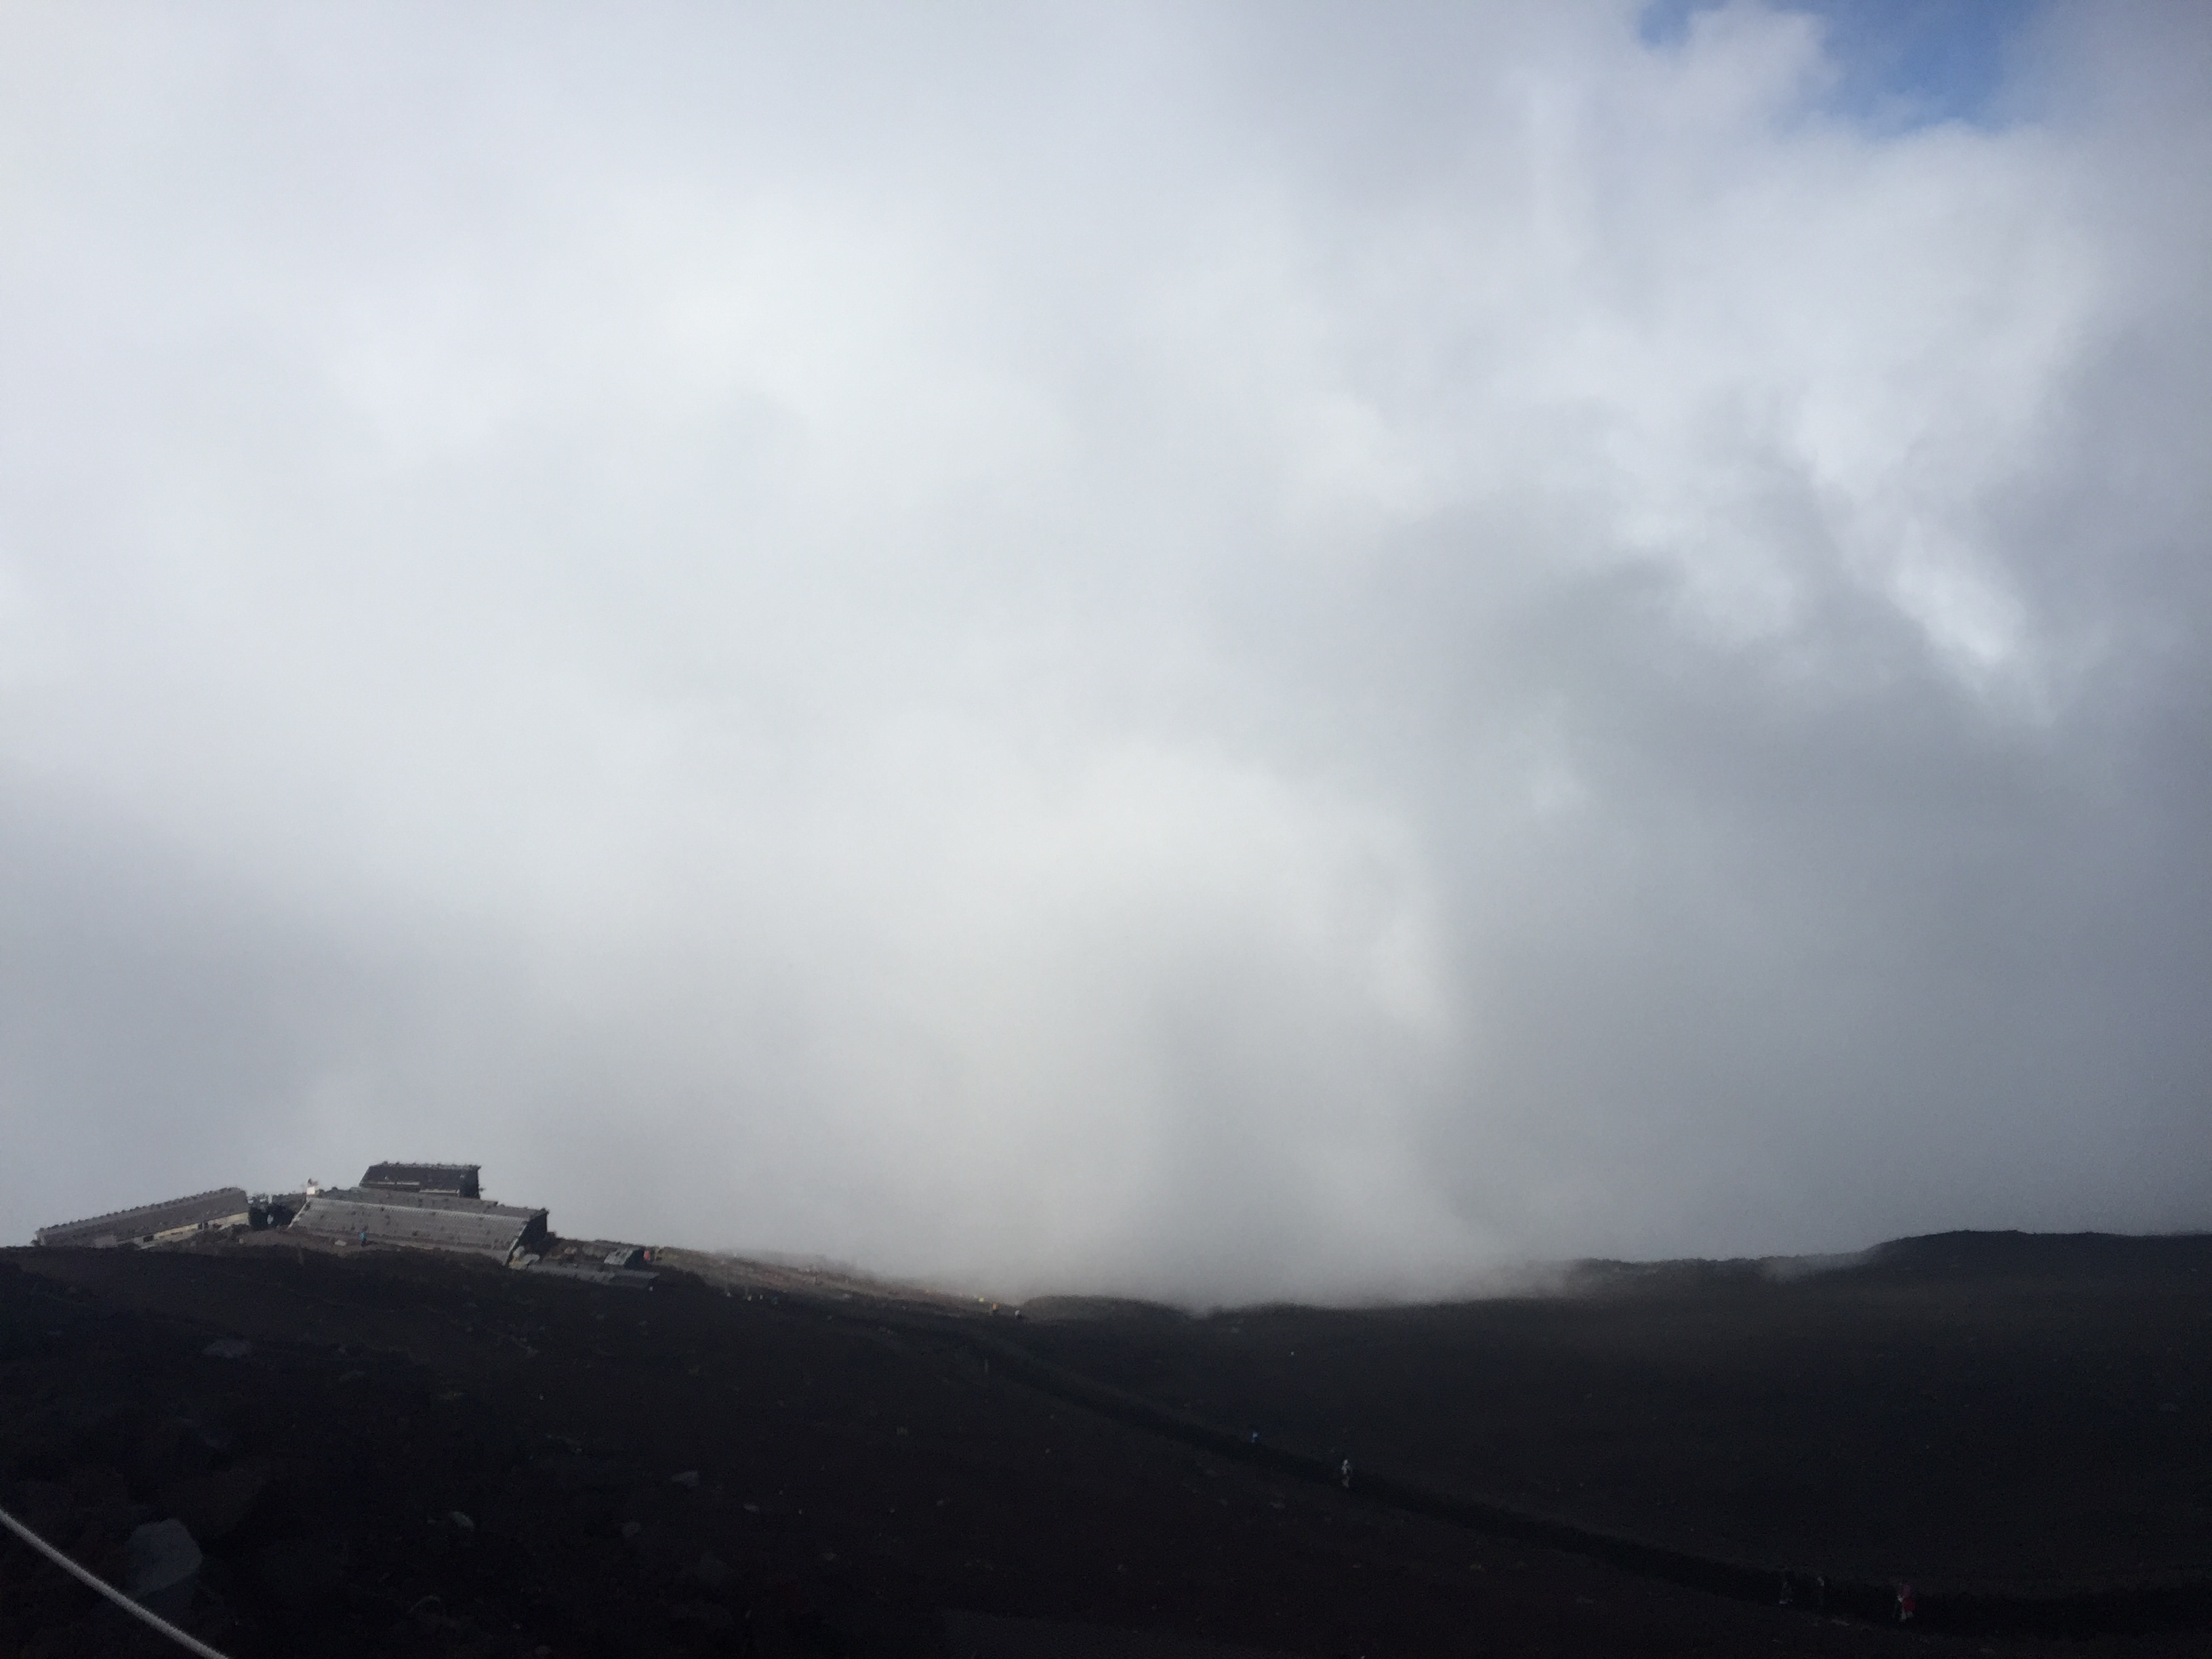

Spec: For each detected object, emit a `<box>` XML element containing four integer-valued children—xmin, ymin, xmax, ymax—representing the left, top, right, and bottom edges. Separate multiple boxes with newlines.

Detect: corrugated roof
<box><xmin>289</xmin><ymin>1191</ymin><xmax>545</xmax><ymax>1261</ymax></box>
<box><xmin>324</xmin><ymin>1187</ymin><xmax>521</xmax><ymax>1214</ymax></box>
<box><xmin>35</xmin><ymin>1189</ymin><xmax>253</xmax><ymax>1248</ymax></box>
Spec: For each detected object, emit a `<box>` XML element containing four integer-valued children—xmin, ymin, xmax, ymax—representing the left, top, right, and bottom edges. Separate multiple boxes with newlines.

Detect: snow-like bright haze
<box><xmin>5</xmin><ymin>1</ymin><xmax>2209</xmax><ymax>1302</ymax></box>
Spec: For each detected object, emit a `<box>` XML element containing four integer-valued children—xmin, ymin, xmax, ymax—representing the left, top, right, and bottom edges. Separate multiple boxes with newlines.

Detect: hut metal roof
<box><xmin>35</xmin><ymin>1188</ymin><xmax>253</xmax><ymax>1248</ymax></box>
<box><xmin>360</xmin><ymin>1162</ymin><xmax>480</xmax><ymax>1197</ymax></box>
<box><xmin>323</xmin><ymin>1187</ymin><xmax>520</xmax><ymax>1214</ymax></box>
<box><xmin>289</xmin><ymin>1191</ymin><xmax>544</xmax><ymax>1261</ymax></box>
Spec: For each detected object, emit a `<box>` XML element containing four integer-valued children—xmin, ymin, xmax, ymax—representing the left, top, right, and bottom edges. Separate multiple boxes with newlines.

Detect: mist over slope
<box><xmin>4</xmin><ymin>3</ymin><xmax>2211</xmax><ymax>1301</ymax></box>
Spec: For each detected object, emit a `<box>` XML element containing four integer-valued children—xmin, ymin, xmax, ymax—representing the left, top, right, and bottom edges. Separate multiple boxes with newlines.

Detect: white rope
<box><xmin>0</xmin><ymin>1500</ymin><xmax>237</xmax><ymax>1659</ymax></box>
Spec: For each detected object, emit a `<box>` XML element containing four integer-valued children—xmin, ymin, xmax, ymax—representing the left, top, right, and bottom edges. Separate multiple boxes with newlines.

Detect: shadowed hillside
<box><xmin>3</xmin><ymin>1231</ymin><xmax>2207</xmax><ymax>1657</ymax></box>
<box><xmin>999</xmin><ymin>1231</ymin><xmax>2212</xmax><ymax>1593</ymax></box>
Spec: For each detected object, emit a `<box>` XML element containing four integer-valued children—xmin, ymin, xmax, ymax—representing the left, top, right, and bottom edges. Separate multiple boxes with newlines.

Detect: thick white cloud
<box><xmin>3</xmin><ymin>1</ymin><xmax>2208</xmax><ymax>1300</ymax></box>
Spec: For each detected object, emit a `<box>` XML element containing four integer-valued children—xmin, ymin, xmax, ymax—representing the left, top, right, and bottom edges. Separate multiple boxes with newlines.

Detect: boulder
<box><xmin>123</xmin><ymin>1519</ymin><xmax>201</xmax><ymax>1619</ymax></box>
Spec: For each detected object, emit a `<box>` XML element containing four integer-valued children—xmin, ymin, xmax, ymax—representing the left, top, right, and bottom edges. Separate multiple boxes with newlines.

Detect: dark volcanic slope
<box><xmin>0</xmin><ymin>1233</ymin><xmax>2203</xmax><ymax>1659</ymax></box>
<box><xmin>1002</xmin><ymin>1232</ymin><xmax>2212</xmax><ymax>1593</ymax></box>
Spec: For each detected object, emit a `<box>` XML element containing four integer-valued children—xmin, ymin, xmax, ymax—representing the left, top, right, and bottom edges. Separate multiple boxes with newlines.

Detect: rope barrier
<box><xmin>0</xmin><ymin>1501</ymin><xmax>236</xmax><ymax>1659</ymax></box>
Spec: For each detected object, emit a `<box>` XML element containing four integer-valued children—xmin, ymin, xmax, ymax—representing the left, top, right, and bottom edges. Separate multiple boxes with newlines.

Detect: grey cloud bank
<box><xmin>2</xmin><ymin>2</ymin><xmax>2208</xmax><ymax>1303</ymax></box>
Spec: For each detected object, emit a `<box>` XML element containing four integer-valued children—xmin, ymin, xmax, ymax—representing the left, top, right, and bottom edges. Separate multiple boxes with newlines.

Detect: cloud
<box><xmin>3</xmin><ymin>1</ymin><xmax>2208</xmax><ymax>1301</ymax></box>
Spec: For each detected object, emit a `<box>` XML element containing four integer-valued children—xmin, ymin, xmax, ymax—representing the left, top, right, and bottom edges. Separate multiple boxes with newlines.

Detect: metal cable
<box><xmin>0</xmin><ymin>1501</ymin><xmax>237</xmax><ymax>1659</ymax></box>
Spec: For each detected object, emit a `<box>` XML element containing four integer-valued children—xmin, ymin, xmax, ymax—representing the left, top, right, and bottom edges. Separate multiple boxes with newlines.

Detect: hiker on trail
<box><xmin>1340</xmin><ymin>1458</ymin><xmax>1353</xmax><ymax>1490</ymax></box>
<box><xmin>1896</xmin><ymin>1582</ymin><xmax>1916</xmax><ymax>1623</ymax></box>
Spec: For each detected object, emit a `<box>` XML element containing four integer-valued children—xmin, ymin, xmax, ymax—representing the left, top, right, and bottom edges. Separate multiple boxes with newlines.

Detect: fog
<box><xmin>3</xmin><ymin>2</ymin><xmax>2209</xmax><ymax>1303</ymax></box>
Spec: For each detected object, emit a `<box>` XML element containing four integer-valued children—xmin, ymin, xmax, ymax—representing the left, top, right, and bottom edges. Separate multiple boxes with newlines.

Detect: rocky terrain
<box><xmin>2</xmin><ymin>1229</ymin><xmax>2207</xmax><ymax>1658</ymax></box>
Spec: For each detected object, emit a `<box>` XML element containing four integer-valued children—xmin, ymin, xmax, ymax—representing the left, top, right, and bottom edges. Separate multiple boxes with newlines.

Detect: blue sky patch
<box><xmin>1640</xmin><ymin>0</ymin><xmax>2041</xmax><ymax>129</ymax></box>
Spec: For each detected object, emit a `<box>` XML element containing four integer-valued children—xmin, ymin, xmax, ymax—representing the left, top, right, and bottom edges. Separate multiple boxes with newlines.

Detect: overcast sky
<box><xmin>3</xmin><ymin>1</ymin><xmax>2208</xmax><ymax>1303</ymax></box>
